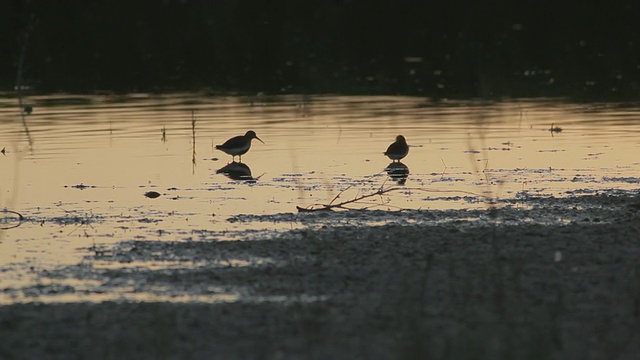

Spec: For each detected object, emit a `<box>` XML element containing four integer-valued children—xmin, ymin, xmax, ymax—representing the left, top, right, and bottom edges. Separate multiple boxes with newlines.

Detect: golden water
<box><xmin>1</xmin><ymin>93</ymin><xmax>640</xmax><ymax>303</ymax></box>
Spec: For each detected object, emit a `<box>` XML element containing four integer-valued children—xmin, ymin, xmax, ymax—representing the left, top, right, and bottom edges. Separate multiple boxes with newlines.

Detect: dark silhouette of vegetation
<box><xmin>3</xmin><ymin>0</ymin><xmax>640</xmax><ymax>98</ymax></box>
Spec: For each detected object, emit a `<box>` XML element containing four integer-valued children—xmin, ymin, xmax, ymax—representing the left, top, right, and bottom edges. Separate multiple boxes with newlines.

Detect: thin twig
<box><xmin>191</xmin><ymin>111</ymin><xmax>197</xmax><ymax>174</ymax></box>
<box><xmin>482</xmin><ymin>159</ymin><xmax>491</xmax><ymax>184</ymax></box>
<box><xmin>1</xmin><ymin>209</ymin><xmax>24</xmax><ymax>230</ymax></box>
<box><xmin>329</xmin><ymin>185</ymin><xmax>352</xmax><ymax>205</ymax></box>
<box><xmin>16</xmin><ymin>14</ymin><xmax>36</xmax><ymax>149</ymax></box>
<box><xmin>296</xmin><ymin>186</ymin><xmax>487</xmax><ymax>212</ymax></box>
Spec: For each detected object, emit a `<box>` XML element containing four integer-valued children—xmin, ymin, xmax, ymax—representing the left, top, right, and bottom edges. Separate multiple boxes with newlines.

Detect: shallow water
<box><xmin>1</xmin><ymin>93</ymin><xmax>640</xmax><ymax>303</ymax></box>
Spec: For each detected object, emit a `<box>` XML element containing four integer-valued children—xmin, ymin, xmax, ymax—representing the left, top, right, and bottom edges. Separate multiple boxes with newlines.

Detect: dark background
<box><xmin>2</xmin><ymin>0</ymin><xmax>640</xmax><ymax>98</ymax></box>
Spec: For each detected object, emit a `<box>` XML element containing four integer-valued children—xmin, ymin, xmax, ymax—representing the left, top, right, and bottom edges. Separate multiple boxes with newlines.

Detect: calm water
<box><xmin>1</xmin><ymin>93</ymin><xmax>640</xmax><ymax>303</ymax></box>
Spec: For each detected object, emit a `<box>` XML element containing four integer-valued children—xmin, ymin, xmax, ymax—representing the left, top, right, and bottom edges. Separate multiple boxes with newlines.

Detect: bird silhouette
<box><xmin>215</xmin><ymin>130</ymin><xmax>264</xmax><ymax>162</ymax></box>
<box><xmin>384</xmin><ymin>135</ymin><xmax>409</xmax><ymax>162</ymax></box>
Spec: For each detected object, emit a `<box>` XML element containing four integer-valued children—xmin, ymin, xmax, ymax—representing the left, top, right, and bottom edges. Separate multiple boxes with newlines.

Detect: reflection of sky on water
<box><xmin>1</xmin><ymin>93</ymin><xmax>640</xmax><ymax>302</ymax></box>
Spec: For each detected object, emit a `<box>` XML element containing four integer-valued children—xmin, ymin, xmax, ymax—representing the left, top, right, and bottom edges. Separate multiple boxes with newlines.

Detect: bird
<box><xmin>215</xmin><ymin>130</ymin><xmax>264</xmax><ymax>162</ymax></box>
<box><xmin>384</xmin><ymin>135</ymin><xmax>409</xmax><ymax>162</ymax></box>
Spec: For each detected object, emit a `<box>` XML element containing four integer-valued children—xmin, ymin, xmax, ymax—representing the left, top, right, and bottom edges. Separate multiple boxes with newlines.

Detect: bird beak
<box><xmin>255</xmin><ymin>136</ymin><xmax>265</xmax><ymax>144</ymax></box>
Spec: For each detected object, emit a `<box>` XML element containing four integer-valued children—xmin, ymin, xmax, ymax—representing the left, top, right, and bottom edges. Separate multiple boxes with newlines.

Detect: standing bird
<box><xmin>215</xmin><ymin>130</ymin><xmax>264</xmax><ymax>162</ymax></box>
<box><xmin>384</xmin><ymin>135</ymin><xmax>409</xmax><ymax>162</ymax></box>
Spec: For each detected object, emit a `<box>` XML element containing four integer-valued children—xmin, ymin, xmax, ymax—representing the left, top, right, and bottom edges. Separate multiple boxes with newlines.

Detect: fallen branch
<box><xmin>296</xmin><ymin>185</ymin><xmax>488</xmax><ymax>212</ymax></box>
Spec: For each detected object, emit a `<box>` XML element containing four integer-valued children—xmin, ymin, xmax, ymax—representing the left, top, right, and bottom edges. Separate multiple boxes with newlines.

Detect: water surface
<box><xmin>1</xmin><ymin>93</ymin><xmax>640</xmax><ymax>303</ymax></box>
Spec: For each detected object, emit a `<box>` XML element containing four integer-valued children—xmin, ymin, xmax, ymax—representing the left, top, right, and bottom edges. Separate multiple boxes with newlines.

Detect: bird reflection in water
<box><xmin>385</xmin><ymin>161</ymin><xmax>409</xmax><ymax>185</ymax></box>
<box><xmin>216</xmin><ymin>161</ymin><xmax>256</xmax><ymax>183</ymax></box>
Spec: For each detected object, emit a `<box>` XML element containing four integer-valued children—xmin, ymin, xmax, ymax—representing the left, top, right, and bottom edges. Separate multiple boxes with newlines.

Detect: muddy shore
<box><xmin>1</xmin><ymin>192</ymin><xmax>640</xmax><ymax>360</ymax></box>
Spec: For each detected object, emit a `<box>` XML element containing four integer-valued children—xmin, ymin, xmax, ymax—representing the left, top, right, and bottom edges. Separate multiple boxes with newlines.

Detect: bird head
<box><xmin>246</xmin><ymin>130</ymin><xmax>265</xmax><ymax>144</ymax></box>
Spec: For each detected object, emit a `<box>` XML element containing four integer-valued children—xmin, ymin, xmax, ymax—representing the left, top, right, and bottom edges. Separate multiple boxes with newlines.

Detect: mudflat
<box><xmin>1</xmin><ymin>192</ymin><xmax>640</xmax><ymax>360</ymax></box>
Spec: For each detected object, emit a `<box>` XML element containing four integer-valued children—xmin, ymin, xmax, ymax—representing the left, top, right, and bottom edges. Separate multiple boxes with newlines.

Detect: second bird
<box><xmin>384</xmin><ymin>135</ymin><xmax>409</xmax><ymax>162</ymax></box>
<box><xmin>215</xmin><ymin>130</ymin><xmax>264</xmax><ymax>162</ymax></box>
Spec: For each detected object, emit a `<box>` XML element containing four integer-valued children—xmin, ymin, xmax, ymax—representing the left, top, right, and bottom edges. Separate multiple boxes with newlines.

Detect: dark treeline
<box><xmin>2</xmin><ymin>0</ymin><xmax>640</xmax><ymax>98</ymax></box>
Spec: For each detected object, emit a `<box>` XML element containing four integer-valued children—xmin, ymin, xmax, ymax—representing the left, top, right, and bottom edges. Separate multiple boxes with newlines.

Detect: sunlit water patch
<box><xmin>1</xmin><ymin>93</ymin><xmax>640</xmax><ymax>303</ymax></box>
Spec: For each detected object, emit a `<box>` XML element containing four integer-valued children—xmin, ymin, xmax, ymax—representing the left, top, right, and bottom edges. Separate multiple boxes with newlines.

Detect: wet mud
<box><xmin>1</xmin><ymin>191</ymin><xmax>640</xmax><ymax>359</ymax></box>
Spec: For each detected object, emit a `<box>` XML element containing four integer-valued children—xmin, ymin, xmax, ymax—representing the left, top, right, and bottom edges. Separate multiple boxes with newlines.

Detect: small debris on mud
<box><xmin>144</xmin><ymin>191</ymin><xmax>161</xmax><ymax>199</ymax></box>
